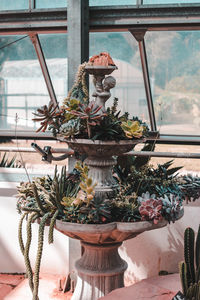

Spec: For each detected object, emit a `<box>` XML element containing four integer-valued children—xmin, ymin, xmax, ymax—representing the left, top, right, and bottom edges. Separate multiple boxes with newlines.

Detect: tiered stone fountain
<box><xmin>55</xmin><ymin>63</ymin><xmax>181</xmax><ymax>300</ymax></box>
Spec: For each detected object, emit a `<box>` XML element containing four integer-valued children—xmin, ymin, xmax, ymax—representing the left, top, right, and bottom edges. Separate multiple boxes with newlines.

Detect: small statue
<box><xmin>86</xmin><ymin>52</ymin><xmax>117</xmax><ymax>112</ymax></box>
<box><xmin>92</xmin><ymin>76</ymin><xmax>116</xmax><ymax>112</ymax></box>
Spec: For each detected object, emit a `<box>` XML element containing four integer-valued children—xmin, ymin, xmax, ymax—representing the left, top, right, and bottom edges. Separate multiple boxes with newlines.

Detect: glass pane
<box><xmin>0</xmin><ymin>139</ymin><xmax>70</xmax><ymax>180</ymax></box>
<box><xmin>145</xmin><ymin>31</ymin><xmax>200</xmax><ymax>135</ymax></box>
<box><xmin>0</xmin><ymin>35</ymin><xmax>50</xmax><ymax>132</ymax></box>
<box><xmin>39</xmin><ymin>34</ymin><xmax>68</xmax><ymax>105</ymax></box>
<box><xmin>36</xmin><ymin>0</ymin><xmax>67</xmax><ymax>8</ymax></box>
<box><xmin>90</xmin><ymin>0</ymin><xmax>136</xmax><ymax>5</ymax></box>
<box><xmin>143</xmin><ymin>0</ymin><xmax>200</xmax><ymax>4</ymax></box>
<box><xmin>90</xmin><ymin>32</ymin><xmax>150</xmax><ymax>126</ymax></box>
<box><xmin>151</xmin><ymin>144</ymin><xmax>200</xmax><ymax>173</ymax></box>
<box><xmin>0</xmin><ymin>0</ymin><xmax>28</xmax><ymax>10</ymax></box>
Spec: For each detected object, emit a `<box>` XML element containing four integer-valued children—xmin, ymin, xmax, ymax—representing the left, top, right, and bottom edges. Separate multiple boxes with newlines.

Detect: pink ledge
<box><xmin>99</xmin><ymin>273</ymin><xmax>181</xmax><ymax>300</ymax></box>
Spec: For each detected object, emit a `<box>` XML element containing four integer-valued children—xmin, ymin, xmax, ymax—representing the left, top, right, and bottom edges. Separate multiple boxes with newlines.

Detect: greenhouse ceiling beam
<box><xmin>0</xmin><ymin>9</ymin><xmax>68</xmax><ymax>34</ymax></box>
<box><xmin>90</xmin><ymin>4</ymin><xmax>200</xmax><ymax>31</ymax></box>
<box><xmin>2</xmin><ymin>4</ymin><xmax>200</xmax><ymax>33</ymax></box>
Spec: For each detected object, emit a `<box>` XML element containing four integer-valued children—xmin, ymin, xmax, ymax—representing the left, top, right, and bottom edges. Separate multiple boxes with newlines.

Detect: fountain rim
<box><xmin>55</xmin><ymin>207</ymin><xmax>184</xmax><ymax>234</ymax></box>
<box><xmin>57</xmin><ymin>137</ymin><xmax>146</xmax><ymax>146</ymax></box>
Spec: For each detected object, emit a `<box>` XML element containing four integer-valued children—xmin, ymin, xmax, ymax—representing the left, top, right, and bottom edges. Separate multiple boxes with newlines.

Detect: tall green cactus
<box><xmin>179</xmin><ymin>225</ymin><xmax>200</xmax><ymax>299</ymax></box>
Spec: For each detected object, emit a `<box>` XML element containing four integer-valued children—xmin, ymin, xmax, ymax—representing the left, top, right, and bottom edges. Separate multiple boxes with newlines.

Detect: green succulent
<box><xmin>92</xmin><ymin>115</ymin><xmax>125</xmax><ymax>141</ymax></box>
<box><xmin>111</xmin><ymin>185</ymin><xmax>140</xmax><ymax>222</ymax></box>
<box><xmin>60</xmin><ymin>119</ymin><xmax>81</xmax><ymax>138</ymax></box>
<box><xmin>160</xmin><ymin>193</ymin><xmax>183</xmax><ymax>223</ymax></box>
<box><xmin>180</xmin><ymin>174</ymin><xmax>200</xmax><ymax>203</ymax></box>
<box><xmin>121</xmin><ymin>120</ymin><xmax>145</xmax><ymax>139</ymax></box>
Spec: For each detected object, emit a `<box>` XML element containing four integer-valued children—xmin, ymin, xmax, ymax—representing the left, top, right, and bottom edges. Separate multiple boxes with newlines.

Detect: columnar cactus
<box><xmin>179</xmin><ymin>226</ymin><xmax>200</xmax><ymax>299</ymax></box>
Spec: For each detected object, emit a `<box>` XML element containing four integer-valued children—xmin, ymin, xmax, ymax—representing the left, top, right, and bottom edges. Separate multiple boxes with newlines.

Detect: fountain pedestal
<box><xmin>55</xmin><ymin>219</ymin><xmax>169</xmax><ymax>300</ymax></box>
<box><xmin>74</xmin><ymin>242</ymin><xmax>127</xmax><ymax>299</ymax></box>
<box><xmin>66</xmin><ymin>139</ymin><xmax>145</xmax><ymax>197</ymax></box>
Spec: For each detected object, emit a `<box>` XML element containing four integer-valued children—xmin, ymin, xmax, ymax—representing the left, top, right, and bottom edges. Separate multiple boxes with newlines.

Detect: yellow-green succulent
<box><xmin>121</xmin><ymin>120</ymin><xmax>144</xmax><ymax>139</ymax></box>
<box><xmin>73</xmin><ymin>162</ymin><xmax>96</xmax><ymax>205</ymax></box>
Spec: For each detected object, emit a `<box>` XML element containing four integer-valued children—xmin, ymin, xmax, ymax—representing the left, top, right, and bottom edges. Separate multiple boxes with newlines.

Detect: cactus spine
<box><xmin>179</xmin><ymin>225</ymin><xmax>200</xmax><ymax>299</ymax></box>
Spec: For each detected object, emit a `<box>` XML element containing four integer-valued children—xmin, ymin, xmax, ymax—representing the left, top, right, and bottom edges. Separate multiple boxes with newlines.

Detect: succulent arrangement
<box><xmin>17</xmin><ymin>156</ymin><xmax>200</xmax><ymax>299</ymax></box>
<box><xmin>33</xmin><ymin>56</ymin><xmax>149</xmax><ymax>141</ymax></box>
<box><xmin>17</xmin><ymin>53</ymin><xmax>200</xmax><ymax>300</ymax></box>
<box><xmin>179</xmin><ymin>226</ymin><xmax>200</xmax><ymax>299</ymax></box>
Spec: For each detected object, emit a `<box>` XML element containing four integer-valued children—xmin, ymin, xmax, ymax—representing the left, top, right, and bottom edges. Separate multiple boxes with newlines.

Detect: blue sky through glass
<box><xmin>36</xmin><ymin>0</ymin><xmax>67</xmax><ymax>9</ymax></box>
<box><xmin>90</xmin><ymin>0</ymin><xmax>136</xmax><ymax>5</ymax></box>
<box><xmin>144</xmin><ymin>0</ymin><xmax>200</xmax><ymax>4</ymax></box>
<box><xmin>0</xmin><ymin>0</ymin><xmax>28</xmax><ymax>10</ymax></box>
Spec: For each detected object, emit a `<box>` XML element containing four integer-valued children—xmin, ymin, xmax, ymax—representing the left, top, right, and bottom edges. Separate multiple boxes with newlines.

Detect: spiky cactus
<box><xmin>179</xmin><ymin>226</ymin><xmax>200</xmax><ymax>299</ymax></box>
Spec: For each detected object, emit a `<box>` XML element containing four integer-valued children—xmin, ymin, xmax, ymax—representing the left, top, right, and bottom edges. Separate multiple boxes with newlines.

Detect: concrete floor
<box><xmin>0</xmin><ymin>274</ymin><xmax>24</xmax><ymax>299</ymax></box>
<box><xmin>1</xmin><ymin>274</ymin><xmax>72</xmax><ymax>300</ymax></box>
<box><xmin>1</xmin><ymin>273</ymin><xmax>181</xmax><ymax>300</ymax></box>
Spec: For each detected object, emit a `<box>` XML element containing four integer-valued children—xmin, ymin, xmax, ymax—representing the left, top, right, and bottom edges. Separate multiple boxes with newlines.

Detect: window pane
<box><xmin>39</xmin><ymin>34</ymin><xmax>68</xmax><ymax>105</ymax></box>
<box><xmin>0</xmin><ymin>140</ymin><xmax>70</xmax><ymax>180</ymax></box>
<box><xmin>0</xmin><ymin>0</ymin><xmax>28</xmax><ymax>10</ymax></box>
<box><xmin>90</xmin><ymin>0</ymin><xmax>136</xmax><ymax>5</ymax></box>
<box><xmin>36</xmin><ymin>0</ymin><xmax>67</xmax><ymax>8</ymax></box>
<box><xmin>143</xmin><ymin>0</ymin><xmax>200</xmax><ymax>4</ymax></box>
<box><xmin>151</xmin><ymin>144</ymin><xmax>200</xmax><ymax>173</ymax></box>
<box><xmin>145</xmin><ymin>31</ymin><xmax>200</xmax><ymax>135</ymax></box>
<box><xmin>0</xmin><ymin>35</ymin><xmax>50</xmax><ymax>132</ymax></box>
<box><xmin>90</xmin><ymin>32</ymin><xmax>149</xmax><ymax>126</ymax></box>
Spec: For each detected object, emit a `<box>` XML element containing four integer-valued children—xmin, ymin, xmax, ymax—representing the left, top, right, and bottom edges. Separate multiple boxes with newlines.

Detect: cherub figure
<box><xmin>92</xmin><ymin>76</ymin><xmax>116</xmax><ymax>112</ymax></box>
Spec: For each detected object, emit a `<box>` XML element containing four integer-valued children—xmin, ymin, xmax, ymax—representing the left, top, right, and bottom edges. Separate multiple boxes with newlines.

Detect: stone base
<box><xmin>71</xmin><ymin>242</ymin><xmax>127</xmax><ymax>300</ymax></box>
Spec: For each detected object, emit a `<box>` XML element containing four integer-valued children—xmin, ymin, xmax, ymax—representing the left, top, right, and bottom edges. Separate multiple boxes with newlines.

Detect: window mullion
<box><xmin>29</xmin><ymin>33</ymin><xmax>58</xmax><ymax>107</ymax></box>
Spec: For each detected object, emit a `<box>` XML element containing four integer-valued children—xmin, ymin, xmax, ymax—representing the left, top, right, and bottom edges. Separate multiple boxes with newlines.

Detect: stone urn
<box><xmin>55</xmin><ymin>219</ymin><xmax>168</xmax><ymax>300</ymax></box>
<box><xmin>66</xmin><ymin>138</ymin><xmax>145</xmax><ymax>198</ymax></box>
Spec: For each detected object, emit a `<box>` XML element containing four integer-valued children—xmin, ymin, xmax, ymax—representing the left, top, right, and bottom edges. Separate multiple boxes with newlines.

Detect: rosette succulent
<box><xmin>138</xmin><ymin>193</ymin><xmax>163</xmax><ymax>224</ymax></box>
<box><xmin>121</xmin><ymin>120</ymin><xmax>145</xmax><ymax>139</ymax></box>
<box><xmin>160</xmin><ymin>193</ymin><xmax>182</xmax><ymax>223</ymax></box>
<box><xmin>60</xmin><ymin>119</ymin><xmax>81</xmax><ymax>138</ymax></box>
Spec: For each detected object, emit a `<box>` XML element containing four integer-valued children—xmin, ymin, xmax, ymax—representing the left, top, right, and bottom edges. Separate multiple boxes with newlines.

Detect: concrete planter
<box><xmin>55</xmin><ymin>219</ymin><xmax>168</xmax><ymax>300</ymax></box>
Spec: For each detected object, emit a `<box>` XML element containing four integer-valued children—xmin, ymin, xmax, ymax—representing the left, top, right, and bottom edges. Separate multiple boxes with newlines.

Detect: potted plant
<box><xmin>17</xmin><ymin>52</ymin><xmax>199</xmax><ymax>300</ymax></box>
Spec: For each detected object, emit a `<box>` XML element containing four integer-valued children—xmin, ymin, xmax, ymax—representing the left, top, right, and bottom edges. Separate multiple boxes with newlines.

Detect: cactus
<box><xmin>179</xmin><ymin>226</ymin><xmax>200</xmax><ymax>299</ymax></box>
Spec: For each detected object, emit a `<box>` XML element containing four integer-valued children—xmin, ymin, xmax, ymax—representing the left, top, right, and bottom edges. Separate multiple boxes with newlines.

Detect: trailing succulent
<box><xmin>17</xmin><ymin>165</ymin><xmax>80</xmax><ymax>300</ymax></box>
<box><xmin>179</xmin><ymin>226</ymin><xmax>200</xmax><ymax>299</ymax></box>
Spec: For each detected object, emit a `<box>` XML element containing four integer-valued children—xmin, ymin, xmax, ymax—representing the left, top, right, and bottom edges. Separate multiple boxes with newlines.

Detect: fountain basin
<box><xmin>55</xmin><ymin>219</ymin><xmax>168</xmax><ymax>244</ymax></box>
<box><xmin>65</xmin><ymin>138</ymin><xmax>145</xmax><ymax>157</ymax></box>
